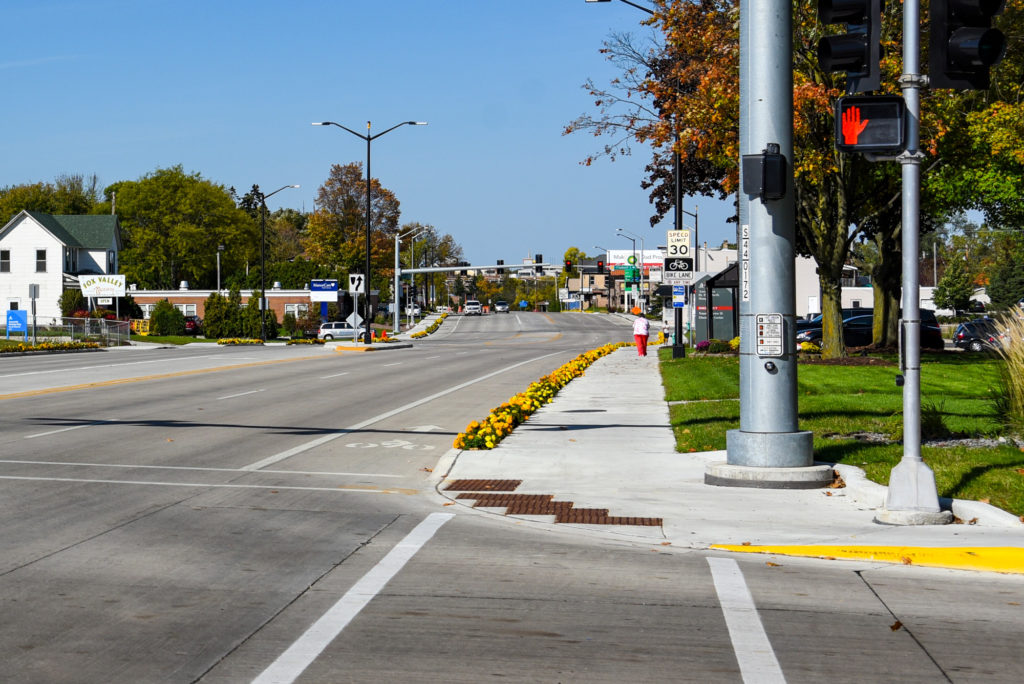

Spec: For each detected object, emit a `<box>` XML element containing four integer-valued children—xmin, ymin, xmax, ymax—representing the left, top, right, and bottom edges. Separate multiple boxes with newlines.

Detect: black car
<box><xmin>796</xmin><ymin>309</ymin><xmax>944</xmax><ymax>350</ymax></box>
<box><xmin>795</xmin><ymin>308</ymin><xmax>872</xmax><ymax>333</ymax></box>
<box><xmin>954</xmin><ymin>318</ymin><xmax>1002</xmax><ymax>352</ymax></box>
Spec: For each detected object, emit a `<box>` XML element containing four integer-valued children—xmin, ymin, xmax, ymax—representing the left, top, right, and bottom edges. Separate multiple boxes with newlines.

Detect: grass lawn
<box><xmin>659</xmin><ymin>347</ymin><xmax>1024</xmax><ymax>517</ymax></box>
<box><xmin>130</xmin><ymin>334</ymin><xmax>211</xmax><ymax>345</ymax></box>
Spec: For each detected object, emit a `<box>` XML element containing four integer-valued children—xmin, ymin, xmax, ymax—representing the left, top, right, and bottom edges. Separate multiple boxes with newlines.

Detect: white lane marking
<box><xmin>242</xmin><ymin>351</ymin><xmax>564</xmax><ymax>471</ymax></box>
<box><xmin>320</xmin><ymin>371</ymin><xmax>349</xmax><ymax>379</ymax></box>
<box><xmin>381</xmin><ymin>362</ymin><xmax>401</xmax><ymax>367</ymax></box>
<box><xmin>217</xmin><ymin>389</ymin><xmax>265</xmax><ymax>400</ymax></box>
<box><xmin>707</xmin><ymin>557</ymin><xmax>786</xmax><ymax>684</ymax></box>
<box><xmin>424</xmin><ymin>356</ymin><xmax>441</xmax><ymax>360</ymax></box>
<box><xmin>25</xmin><ymin>419</ymin><xmax>117</xmax><ymax>439</ymax></box>
<box><xmin>252</xmin><ymin>513</ymin><xmax>453</xmax><ymax>684</ymax></box>
<box><xmin>0</xmin><ymin>459</ymin><xmax>402</xmax><ymax>478</ymax></box>
<box><xmin>0</xmin><ymin>475</ymin><xmax>409</xmax><ymax>494</ymax></box>
<box><xmin>0</xmin><ymin>355</ymin><xmax>222</xmax><ymax>379</ymax></box>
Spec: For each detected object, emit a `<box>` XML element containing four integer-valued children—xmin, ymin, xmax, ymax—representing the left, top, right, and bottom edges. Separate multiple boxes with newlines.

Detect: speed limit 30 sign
<box><xmin>666</xmin><ymin>230</ymin><xmax>692</xmax><ymax>257</ymax></box>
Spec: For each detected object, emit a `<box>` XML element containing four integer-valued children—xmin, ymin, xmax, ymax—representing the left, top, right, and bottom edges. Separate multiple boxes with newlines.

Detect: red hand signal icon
<box><xmin>842</xmin><ymin>106</ymin><xmax>870</xmax><ymax>145</ymax></box>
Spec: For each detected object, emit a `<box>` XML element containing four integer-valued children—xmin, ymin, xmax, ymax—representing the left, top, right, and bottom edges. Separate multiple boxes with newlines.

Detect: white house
<box><xmin>0</xmin><ymin>210</ymin><xmax>122</xmax><ymax>320</ymax></box>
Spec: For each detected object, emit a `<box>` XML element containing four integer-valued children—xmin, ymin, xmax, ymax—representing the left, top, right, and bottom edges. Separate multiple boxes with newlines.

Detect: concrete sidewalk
<box><xmin>438</xmin><ymin>345</ymin><xmax>1024</xmax><ymax>574</ymax></box>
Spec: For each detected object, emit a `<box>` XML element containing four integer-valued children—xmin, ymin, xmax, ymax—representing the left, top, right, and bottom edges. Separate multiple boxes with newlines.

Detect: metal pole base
<box><xmin>705</xmin><ymin>462</ymin><xmax>833</xmax><ymax>489</ymax></box>
<box><xmin>709</xmin><ymin>429</ymin><xmax>827</xmax><ymax>489</ymax></box>
<box><xmin>875</xmin><ymin>508</ymin><xmax>953</xmax><ymax>525</ymax></box>
<box><xmin>672</xmin><ymin>344</ymin><xmax>687</xmax><ymax>358</ymax></box>
<box><xmin>875</xmin><ymin>458</ymin><xmax>952</xmax><ymax>525</ymax></box>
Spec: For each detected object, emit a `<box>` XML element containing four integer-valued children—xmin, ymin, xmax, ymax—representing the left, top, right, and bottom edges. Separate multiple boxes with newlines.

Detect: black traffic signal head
<box><xmin>817</xmin><ymin>0</ymin><xmax>882</xmax><ymax>94</ymax></box>
<box><xmin>496</xmin><ymin>259</ymin><xmax>504</xmax><ymax>274</ymax></box>
<box><xmin>597</xmin><ymin>259</ymin><xmax>605</xmax><ymax>274</ymax></box>
<box><xmin>564</xmin><ymin>259</ymin><xmax>573</xmax><ymax>272</ymax></box>
<box><xmin>930</xmin><ymin>0</ymin><xmax>1006</xmax><ymax>90</ymax></box>
<box><xmin>535</xmin><ymin>254</ymin><xmax>543</xmax><ymax>274</ymax></box>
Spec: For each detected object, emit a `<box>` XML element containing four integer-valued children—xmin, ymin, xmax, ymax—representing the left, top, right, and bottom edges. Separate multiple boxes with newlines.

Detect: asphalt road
<box><xmin>1</xmin><ymin>312</ymin><xmax>1022</xmax><ymax>683</ymax></box>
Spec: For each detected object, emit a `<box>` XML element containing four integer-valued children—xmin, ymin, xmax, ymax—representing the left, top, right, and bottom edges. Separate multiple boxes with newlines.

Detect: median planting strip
<box><xmin>453</xmin><ymin>342</ymin><xmax>630</xmax><ymax>450</ymax></box>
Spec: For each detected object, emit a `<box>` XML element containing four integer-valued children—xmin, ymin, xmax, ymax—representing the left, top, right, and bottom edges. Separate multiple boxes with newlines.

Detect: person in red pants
<box><xmin>633</xmin><ymin>316</ymin><xmax>650</xmax><ymax>357</ymax></box>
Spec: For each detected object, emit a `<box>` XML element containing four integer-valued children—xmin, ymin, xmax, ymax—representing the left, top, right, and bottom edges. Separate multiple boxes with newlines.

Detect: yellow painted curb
<box><xmin>710</xmin><ymin>544</ymin><xmax>1024</xmax><ymax>574</ymax></box>
<box><xmin>334</xmin><ymin>345</ymin><xmax>376</xmax><ymax>353</ymax></box>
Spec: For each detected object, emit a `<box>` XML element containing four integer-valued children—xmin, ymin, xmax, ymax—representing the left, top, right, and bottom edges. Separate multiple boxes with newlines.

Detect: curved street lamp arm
<box><xmin>312</xmin><ymin>121</ymin><xmax>367</xmax><ymax>140</ymax></box>
<box><xmin>370</xmin><ymin>120</ymin><xmax>428</xmax><ymax>141</ymax></box>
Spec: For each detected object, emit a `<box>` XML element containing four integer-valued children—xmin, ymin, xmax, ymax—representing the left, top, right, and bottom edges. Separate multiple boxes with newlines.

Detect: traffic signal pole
<box><xmin>708</xmin><ymin>0</ymin><xmax>830</xmax><ymax>488</ymax></box>
<box><xmin>878</xmin><ymin>0</ymin><xmax>952</xmax><ymax>524</ymax></box>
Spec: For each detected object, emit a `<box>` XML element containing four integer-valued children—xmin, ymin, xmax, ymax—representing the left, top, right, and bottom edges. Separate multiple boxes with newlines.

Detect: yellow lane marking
<box><xmin>711</xmin><ymin>544</ymin><xmax>1024</xmax><ymax>574</ymax></box>
<box><xmin>0</xmin><ymin>354</ymin><xmax>325</xmax><ymax>401</ymax></box>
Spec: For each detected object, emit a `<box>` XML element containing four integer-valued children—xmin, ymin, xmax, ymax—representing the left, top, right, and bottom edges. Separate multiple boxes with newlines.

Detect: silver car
<box><xmin>317</xmin><ymin>321</ymin><xmax>358</xmax><ymax>340</ymax></box>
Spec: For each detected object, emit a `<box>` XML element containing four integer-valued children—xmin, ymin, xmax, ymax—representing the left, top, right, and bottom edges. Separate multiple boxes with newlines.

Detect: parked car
<box><xmin>184</xmin><ymin>315</ymin><xmax>202</xmax><ymax>335</ymax></box>
<box><xmin>796</xmin><ymin>310</ymin><xmax>944</xmax><ymax>350</ymax></box>
<box><xmin>464</xmin><ymin>299</ymin><xmax>482</xmax><ymax>315</ymax></box>
<box><xmin>494</xmin><ymin>300</ymin><xmax>510</xmax><ymax>313</ymax></box>
<box><xmin>954</xmin><ymin>318</ymin><xmax>1003</xmax><ymax>352</ymax></box>
<box><xmin>317</xmin><ymin>321</ymin><xmax>358</xmax><ymax>340</ymax></box>
<box><xmin>405</xmin><ymin>304</ymin><xmax>421</xmax><ymax>316</ymax></box>
<box><xmin>794</xmin><ymin>308</ymin><xmax>871</xmax><ymax>333</ymax></box>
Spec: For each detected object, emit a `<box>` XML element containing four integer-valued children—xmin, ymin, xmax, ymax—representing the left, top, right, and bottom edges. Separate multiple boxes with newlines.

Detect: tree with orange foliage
<box><xmin>568</xmin><ymin>0</ymin><xmax>1022</xmax><ymax>358</ymax></box>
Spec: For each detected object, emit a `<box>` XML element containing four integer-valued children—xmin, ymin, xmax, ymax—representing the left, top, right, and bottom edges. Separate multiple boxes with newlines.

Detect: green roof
<box><xmin>23</xmin><ymin>211</ymin><xmax>121</xmax><ymax>250</ymax></box>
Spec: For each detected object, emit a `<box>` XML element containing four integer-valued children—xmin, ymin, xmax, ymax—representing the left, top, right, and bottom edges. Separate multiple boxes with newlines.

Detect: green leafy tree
<box><xmin>102</xmin><ymin>166</ymin><xmax>258</xmax><ymax>289</ymax></box>
<box><xmin>986</xmin><ymin>243</ymin><xmax>1024</xmax><ymax>310</ymax></box>
<box><xmin>0</xmin><ymin>174</ymin><xmax>102</xmax><ymax>223</ymax></box>
<box><xmin>563</xmin><ymin>247</ymin><xmax>589</xmax><ymax>277</ymax></box>
<box><xmin>58</xmin><ymin>288</ymin><xmax>87</xmax><ymax>317</ymax></box>
<box><xmin>150</xmin><ymin>299</ymin><xmax>185</xmax><ymax>336</ymax></box>
<box><xmin>932</xmin><ymin>255</ymin><xmax>975</xmax><ymax>313</ymax></box>
<box><xmin>202</xmin><ymin>292</ymin><xmax>231</xmax><ymax>339</ymax></box>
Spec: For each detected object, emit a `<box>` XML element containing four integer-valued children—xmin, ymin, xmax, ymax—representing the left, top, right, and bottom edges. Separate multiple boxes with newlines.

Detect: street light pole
<box><xmin>393</xmin><ymin>226</ymin><xmax>427</xmax><ymax>334</ymax></box>
<box><xmin>254</xmin><ymin>184</ymin><xmax>300</xmax><ymax>341</ymax></box>
<box><xmin>618</xmin><ymin>228</ymin><xmax>645</xmax><ymax>313</ymax></box>
<box><xmin>216</xmin><ymin>244</ymin><xmax>225</xmax><ymax>292</ymax></box>
<box><xmin>313</xmin><ymin>120</ymin><xmax>427</xmax><ymax>343</ymax></box>
<box><xmin>615</xmin><ymin>232</ymin><xmax>637</xmax><ymax>311</ymax></box>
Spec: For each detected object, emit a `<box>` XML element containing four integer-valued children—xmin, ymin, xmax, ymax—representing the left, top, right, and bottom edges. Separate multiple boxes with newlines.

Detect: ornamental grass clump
<box><xmin>993</xmin><ymin>306</ymin><xmax>1024</xmax><ymax>433</ymax></box>
<box><xmin>453</xmin><ymin>342</ymin><xmax>628</xmax><ymax>450</ymax></box>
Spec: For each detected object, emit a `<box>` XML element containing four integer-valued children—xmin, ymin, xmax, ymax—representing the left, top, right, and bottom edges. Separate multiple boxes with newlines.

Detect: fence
<box><xmin>1</xmin><ymin>317</ymin><xmax>132</xmax><ymax>348</ymax></box>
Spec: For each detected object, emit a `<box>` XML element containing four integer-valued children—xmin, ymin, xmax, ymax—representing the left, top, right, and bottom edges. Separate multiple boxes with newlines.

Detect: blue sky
<box><xmin>2</xmin><ymin>0</ymin><xmax>735</xmax><ymax>265</ymax></box>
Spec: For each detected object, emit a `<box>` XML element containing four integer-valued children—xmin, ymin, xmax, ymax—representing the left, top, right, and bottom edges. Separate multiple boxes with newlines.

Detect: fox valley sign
<box><xmin>79</xmin><ymin>275</ymin><xmax>126</xmax><ymax>298</ymax></box>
